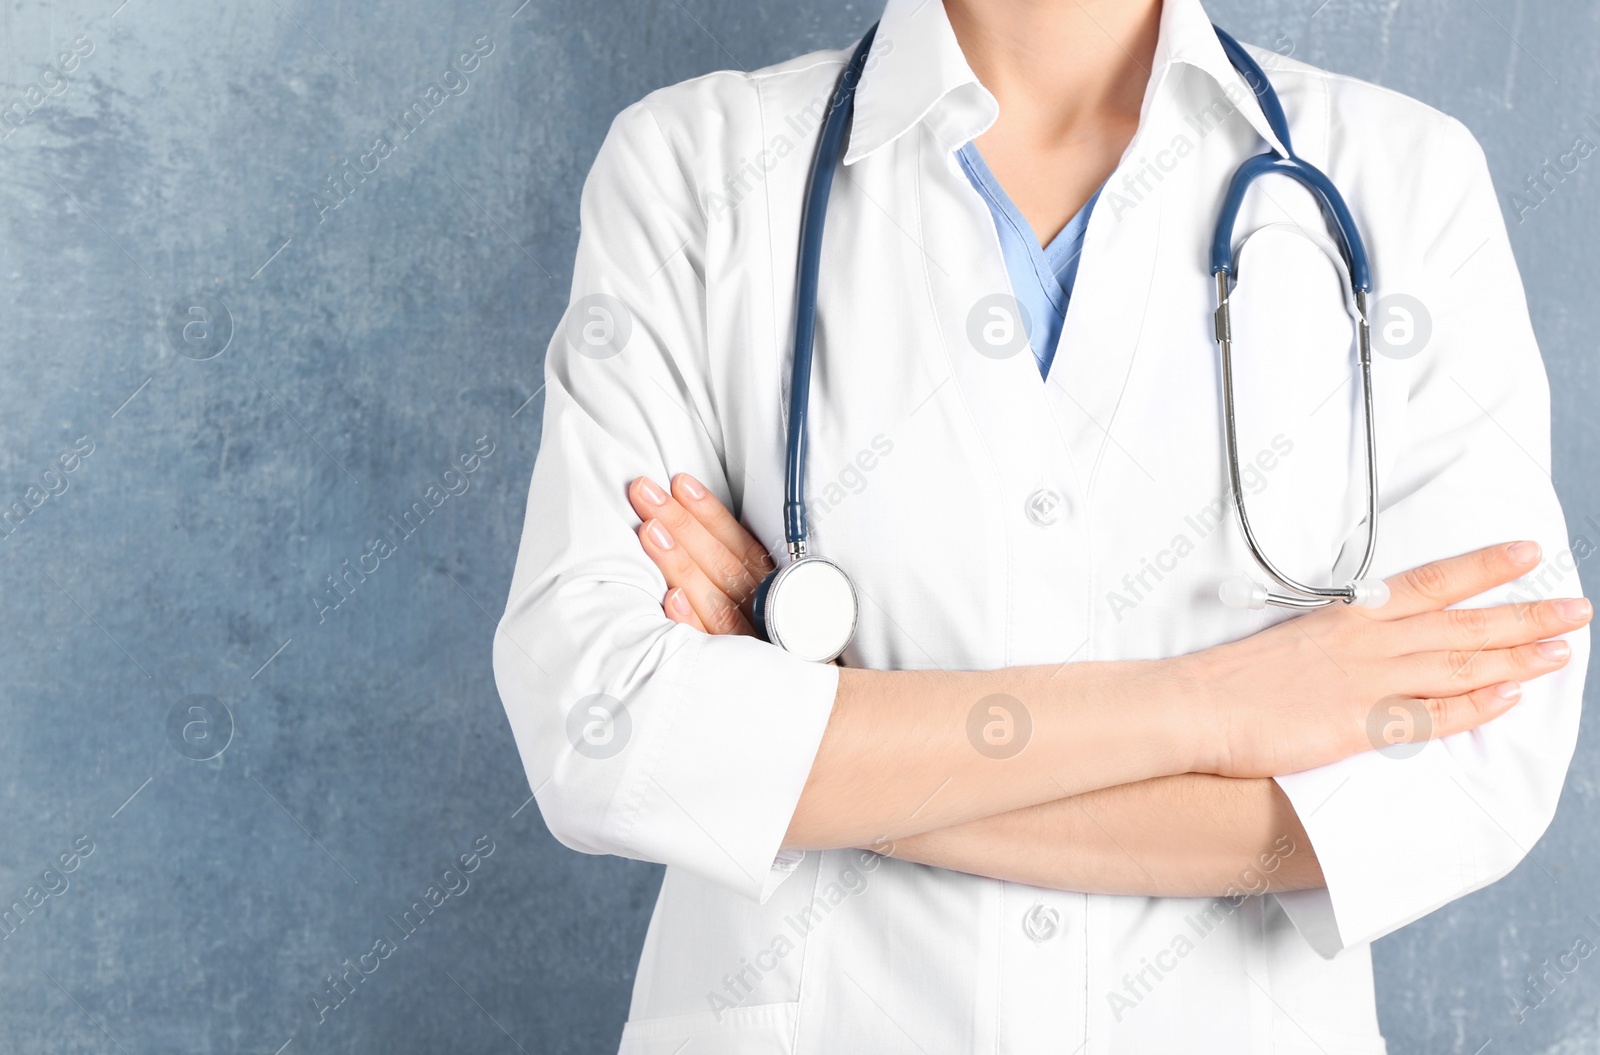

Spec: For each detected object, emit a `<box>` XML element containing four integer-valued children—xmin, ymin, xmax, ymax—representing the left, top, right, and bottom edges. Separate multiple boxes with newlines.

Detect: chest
<box><xmin>703</xmin><ymin>111</ymin><xmax>1411</xmax><ymax>670</ymax></box>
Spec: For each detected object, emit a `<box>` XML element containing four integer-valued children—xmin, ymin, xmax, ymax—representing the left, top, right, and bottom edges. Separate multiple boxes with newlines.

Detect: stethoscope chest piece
<box><xmin>754</xmin><ymin>556</ymin><xmax>858</xmax><ymax>664</ymax></box>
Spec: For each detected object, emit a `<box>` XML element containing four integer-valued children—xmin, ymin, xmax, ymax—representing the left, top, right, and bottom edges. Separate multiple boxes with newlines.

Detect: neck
<box><xmin>942</xmin><ymin>0</ymin><xmax>1163</xmax><ymax>146</ymax></box>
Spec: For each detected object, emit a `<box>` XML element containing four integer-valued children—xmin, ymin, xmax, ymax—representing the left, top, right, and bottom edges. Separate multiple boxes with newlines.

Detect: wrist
<box><xmin>1145</xmin><ymin>653</ymin><xmax>1219</xmax><ymax>776</ymax></box>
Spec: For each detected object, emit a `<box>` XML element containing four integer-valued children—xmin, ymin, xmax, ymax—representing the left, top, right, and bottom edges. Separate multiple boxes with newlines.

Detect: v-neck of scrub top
<box><xmin>955</xmin><ymin>141</ymin><xmax>1103</xmax><ymax>381</ymax></box>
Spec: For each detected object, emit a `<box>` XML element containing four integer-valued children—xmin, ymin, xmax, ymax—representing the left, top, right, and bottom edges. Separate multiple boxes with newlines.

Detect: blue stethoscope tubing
<box><xmin>1207</xmin><ymin>25</ymin><xmax>1384</xmax><ymax>610</ymax></box>
<box><xmin>783</xmin><ymin>23</ymin><xmax>881</xmax><ymax>554</ymax></box>
<box><xmin>747</xmin><ymin>25</ymin><xmax>879</xmax><ymax>662</ymax></box>
<box><xmin>756</xmin><ymin>22</ymin><xmax>1386</xmax><ymax>655</ymax></box>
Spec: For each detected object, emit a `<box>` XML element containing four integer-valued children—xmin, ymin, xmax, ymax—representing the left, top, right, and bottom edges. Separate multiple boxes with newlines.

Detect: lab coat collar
<box><xmin>843</xmin><ymin>0</ymin><xmax>1293</xmax><ymax>165</ymax></box>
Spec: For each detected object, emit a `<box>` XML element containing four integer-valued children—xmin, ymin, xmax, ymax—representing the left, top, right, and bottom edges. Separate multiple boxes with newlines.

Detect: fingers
<box><xmin>1400</xmin><ymin>636</ymin><xmax>1574</xmax><ymax>700</ymax></box>
<box><xmin>1394</xmin><ymin>596</ymin><xmax>1592</xmax><ymax>653</ymax></box>
<box><xmin>1372</xmin><ymin>541</ymin><xmax>1544</xmax><ymax>620</ymax></box>
<box><xmin>637</xmin><ymin>516</ymin><xmax>757</xmax><ymax>637</ymax></box>
<box><xmin>1390</xmin><ymin>681</ymin><xmax>1526</xmax><ymax>746</ymax></box>
<box><xmin>663</xmin><ymin>587</ymin><xmax>708</xmax><ymax>633</ymax></box>
<box><xmin>671</xmin><ymin>473</ymin><xmax>776</xmax><ymax>582</ymax></box>
<box><xmin>628</xmin><ymin>476</ymin><xmax>766</xmax><ymax>607</ymax></box>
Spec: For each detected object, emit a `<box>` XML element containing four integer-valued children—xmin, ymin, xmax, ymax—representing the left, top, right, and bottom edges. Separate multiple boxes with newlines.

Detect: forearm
<box><xmin>878</xmin><ymin>773</ymin><xmax>1324</xmax><ymax>897</ymax></box>
<box><xmin>782</xmin><ymin>661</ymin><xmax>1203</xmax><ymax>852</ymax></box>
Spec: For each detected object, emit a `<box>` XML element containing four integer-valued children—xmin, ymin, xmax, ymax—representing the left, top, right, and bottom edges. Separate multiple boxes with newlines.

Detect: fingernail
<box><xmin>647</xmin><ymin>520</ymin><xmax>673</xmax><ymax>549</ymax></box>
<box><xmin>670</xmin><ymin>588</ymin><xmax>692</xmax><ymax>615</ymax></box>
<box><xmin>677</xmin><ymin>473</ymin><xmax>706</xmax><ymax>500</ymax></box>
<box><xmin>1494</xmin><ymin>681</ymin><xmax>1522</xmax><ymax>700</ymax></box>
<box><xmin>1537</xmin><ymin>639</ymin><xmax>1570</xmax><ymax>661</ymax></box>
<box><xmin>1559</xmin><ymin>598</ymin><xmax>1592</xmax><ymax>621</ymax></box>
<box><xmin>638</xmin><ymin>478</ymin><xmax>668</xmax><ymax>505</ymax></box>
<box><xmin>1508</xmin><ymin>541</ymin><xmax>1541</xmax><ymax>564</ymax></box>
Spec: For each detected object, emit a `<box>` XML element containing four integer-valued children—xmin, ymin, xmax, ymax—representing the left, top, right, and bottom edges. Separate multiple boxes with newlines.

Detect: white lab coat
<box><xmin>492</xmin><ymin>0</ymin><xmax>1590</xmax><ymax>1050</ymax></box>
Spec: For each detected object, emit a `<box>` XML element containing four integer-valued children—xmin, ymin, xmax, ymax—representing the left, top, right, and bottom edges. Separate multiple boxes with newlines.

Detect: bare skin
<box><xmin>626</xmin><ymin>473</ymin><xmax>1589</xmax><ymax>895</ymax></box>
<box><xmin>946</xmin><ymin>0</ymin><xmax>1162</xmax><ymax>243</ymax></box>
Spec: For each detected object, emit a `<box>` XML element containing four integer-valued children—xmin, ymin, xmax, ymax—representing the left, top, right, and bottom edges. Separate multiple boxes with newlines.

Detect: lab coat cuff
<box><xmin>1272</xmin><ymin>742</ymin><xmax>1473</xmax><ymax>959</ymax></box>
<box><xmin>616</xmin><ymin>630</ymin><xmax>840</xmax><ymax>905</ymax></box>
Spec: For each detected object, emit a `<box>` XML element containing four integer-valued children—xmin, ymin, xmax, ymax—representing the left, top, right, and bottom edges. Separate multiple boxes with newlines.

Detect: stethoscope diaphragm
<box><xmin>753</xmin><ymin>555</ymin><xmax>859</xmax><ymax>663</ymax></box>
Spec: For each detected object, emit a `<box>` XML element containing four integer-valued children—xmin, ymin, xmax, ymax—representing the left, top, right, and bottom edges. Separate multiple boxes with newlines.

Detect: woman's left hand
<box><xmin>626</xmin><ymin>473</ymin><xmax>775</xmax><ymax>637</ymax></box>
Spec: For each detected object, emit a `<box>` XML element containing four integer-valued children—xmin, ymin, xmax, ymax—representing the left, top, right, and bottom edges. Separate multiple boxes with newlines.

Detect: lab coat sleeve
<box><xmin>492</xmin><ymin>97</ymin><xmax>839</xmax><ymax>903</ymax></box>
<box><xmin>1271</xmin><ymin>116</ymin><xmax>1590</xmax><ymax>958</ymax></box>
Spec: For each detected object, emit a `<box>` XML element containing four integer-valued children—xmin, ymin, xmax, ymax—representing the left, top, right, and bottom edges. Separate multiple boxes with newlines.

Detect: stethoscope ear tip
<box><xmin>1217</xmin><ymin>575</ymin><xmax>1390</xmax><ymax>610</ymax></box>
<box><xmin>1219</xmin><ymin>576</ymin><xmax>1269</xmax><ymax>611</ymax></box>
<box><xmin>1347</xmin><ymin>578</ymin><xmax>1391</xmax><ymax>609</ymax></box>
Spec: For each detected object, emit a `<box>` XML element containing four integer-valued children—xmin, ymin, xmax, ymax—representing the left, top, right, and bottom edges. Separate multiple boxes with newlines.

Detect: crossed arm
<box><xmin>884</xmin><ymin>773</ymin><xmax>1321</xmax><ymax>896</ymax></box>
<box><xmin>621</xmin><ymin>473</ymin><xmax>1586</xmax><ymax>901</ymax></box>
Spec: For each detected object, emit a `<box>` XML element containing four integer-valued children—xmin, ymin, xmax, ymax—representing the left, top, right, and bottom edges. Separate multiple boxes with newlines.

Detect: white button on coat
<box><xmin>493</xmin><ymin>0</ymin><xmax>1590</xmax><ymax>1049</ymax></box>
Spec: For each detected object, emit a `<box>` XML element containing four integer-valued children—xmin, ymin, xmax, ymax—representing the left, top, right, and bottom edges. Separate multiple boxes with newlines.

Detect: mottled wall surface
<box><xmin>0</xmin><ymin>1</ymin><xmax>1595</xmax><ymax>1052</ymax></box>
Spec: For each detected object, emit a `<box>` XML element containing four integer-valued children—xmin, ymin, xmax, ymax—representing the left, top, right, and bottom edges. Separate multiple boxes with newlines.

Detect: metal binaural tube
<box><xmin>1212</xmin><ymin>272</ymin><xmax>1383</xmax><ymax>609</ymax></box>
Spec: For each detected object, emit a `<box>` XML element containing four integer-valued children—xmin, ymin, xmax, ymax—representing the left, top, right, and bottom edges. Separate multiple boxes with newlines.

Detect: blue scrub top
<box><xmin>955</xmin><ymin>141</ymin><xmax>1103</xmax><ymax>381</ymax></box>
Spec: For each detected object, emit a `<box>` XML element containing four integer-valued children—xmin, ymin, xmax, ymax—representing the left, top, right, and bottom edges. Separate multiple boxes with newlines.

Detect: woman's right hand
<box><xmin>1183</xmin><ymin>540</ymin><xmax>1590</xmax><ymax>779</ymax></box>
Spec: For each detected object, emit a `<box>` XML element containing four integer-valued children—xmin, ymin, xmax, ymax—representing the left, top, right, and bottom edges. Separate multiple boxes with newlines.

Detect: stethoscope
<box><xmin>752</xmin><ymin>22</ymin><xmax>1388</xmax><ymax>664</ymax></box>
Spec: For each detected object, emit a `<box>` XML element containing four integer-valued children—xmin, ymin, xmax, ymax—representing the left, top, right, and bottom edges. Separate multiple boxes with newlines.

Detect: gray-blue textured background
<box><xmin>2</xmin><ymin>1</ymin><xmax>1596</xmax><ymax>1052</ymax></box>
